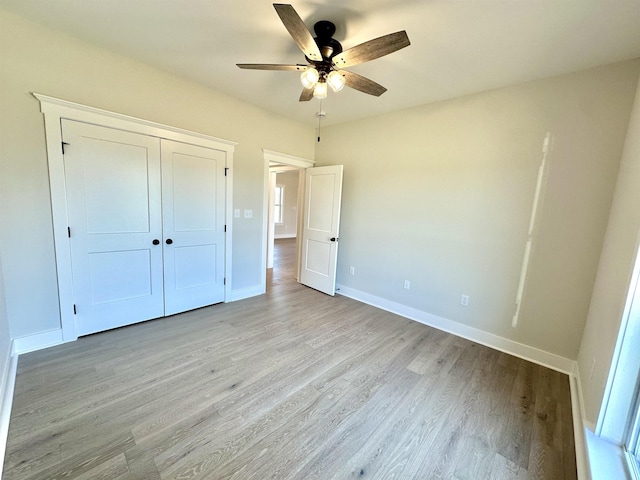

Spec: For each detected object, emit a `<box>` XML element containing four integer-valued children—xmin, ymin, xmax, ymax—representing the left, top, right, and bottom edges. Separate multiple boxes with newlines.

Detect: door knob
<box><xmin>166</xmin><ymin>238</ymin><xmax>173</xmax><ymax>245</ymax></box>
<box><xmin>152</xmin><ymin>239</ymin><xmax>160</xmax><ymax>245</ymax></box>
<box><xmin>330</xmin><ymin>237</ymin><xmax>338</xmax><ymax>242</ymax></box>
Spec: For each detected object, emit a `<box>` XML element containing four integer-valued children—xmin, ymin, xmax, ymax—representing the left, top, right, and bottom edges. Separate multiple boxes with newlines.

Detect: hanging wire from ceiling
<box><xmin>316</xmin><ymin>98</ymin><xmax>326</xmax><ymax>142</ymax></box>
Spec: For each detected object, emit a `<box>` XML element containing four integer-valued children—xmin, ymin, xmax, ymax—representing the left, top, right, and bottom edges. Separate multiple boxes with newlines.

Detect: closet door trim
<box><xmin>35</xmin><ymin>93</ymin><xmax>236</xmax><ymax>342</ymax></box>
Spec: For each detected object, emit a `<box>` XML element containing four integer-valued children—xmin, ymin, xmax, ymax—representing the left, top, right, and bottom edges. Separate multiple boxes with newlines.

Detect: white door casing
<box><xmin>161</xmin><ymin>140</ymin><xmax>226</xmax><ymax>315</ymax></box>
<box><xmin>63</xmin><ymin>120</ymin><xmax>165</xmax><ymax>335</ymax></box>
<box><xmin>300</xmin><ymin>165</ymin><xmax>344</xmax><ymax>296</ymax></box>
<box><xmin>37</xmin><ymin>93</ymin><xmax>236</xmax><ymax>342</ymax></box>
<box><xmin>260</xmin><ymin>149</ymin><xmax>315</xmax><ymax>297</ymax></box>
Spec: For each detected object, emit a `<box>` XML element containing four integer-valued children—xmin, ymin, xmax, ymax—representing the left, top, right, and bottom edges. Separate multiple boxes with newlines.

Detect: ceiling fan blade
<box><xmin>273</xmin><ymin>4</ymin><xmax>323</xmax><ymax>62</ymax></box>
<box><xmin>237</xmin><ymin>63</ymin><xmax>307</xmax><ymax>71</ymax></box>
<box><xmin>342</xmin><ymin>70</ymin><xmax>387</xmax><ymax>96</ymax></box>
<box><xmin>332</xmin><ymin>31</ymin><xmax>410</xmax><ymax>68</ymax></box>
<box><xmin>299</xmin><ymin>87</ymin><xmax>314</xmax><ymax>102</ymax></box>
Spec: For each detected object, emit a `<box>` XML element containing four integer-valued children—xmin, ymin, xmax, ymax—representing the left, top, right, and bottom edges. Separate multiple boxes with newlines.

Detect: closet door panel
<box><xmin>162</xmin><ymin>140</ymin><xmax>226</xmax><ymax>315</ymax></box>
<box><xmin>62</xmin><ymin>120</ymin><xmax>164</xmax><ymax>336</ymax></box>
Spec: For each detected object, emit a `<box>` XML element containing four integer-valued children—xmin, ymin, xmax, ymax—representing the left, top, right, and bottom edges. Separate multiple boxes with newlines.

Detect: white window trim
<box><xmin>588</xmin><ymin>237</ymin><xmax>640</xmax><ymax>480</ymax></box>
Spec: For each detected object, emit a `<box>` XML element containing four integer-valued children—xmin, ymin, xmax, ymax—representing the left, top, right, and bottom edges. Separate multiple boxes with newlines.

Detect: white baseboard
<box><xmin>228</xmin><ymin>285</ymin><xmax>265</xmax><ymax>302</ymax></box>
<box><xmin>274</xmin><ymin>234</ymin><xmax>296</xmax><ymax>239</ymax></box>
<box><xmin>336</xmin><ymin>284</ymin><xmax>592</xmax><ymax>477</ymax></box>
<box><xmin>13</xmin><ymin>328</ymin><xmax>64</xmax><ymax>355</ymax></box>
<box><xmin>0</xmin><ymin>340</ymin><xmax>17</xmax><ymax>480</ymax></box>
<box><xmin>336</xmin><ymin>284</ymin><xmax>574</xmax><ymax>374</ymax></box>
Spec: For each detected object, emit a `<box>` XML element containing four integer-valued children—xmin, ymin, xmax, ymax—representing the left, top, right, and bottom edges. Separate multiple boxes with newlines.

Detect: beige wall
<box><xmin>315</xmin><ymin>61</ymin><xmax>640</xmax><ymax>360</ymax></box>
<box><xmin>274</xmin><ymin>171</ymin><xmax>299</xmax><ymax>238</ymax></box>
<box><xmin>0</xmin><ymin>9</ymin><xmax>314</xmax><ymax>339</ymax></box>
<box><xmin>577</xmin><ymin>78</ymin><xmax>640</xmax><ymax>426</ymax></box>
<box><xmin>0</xmin><ymin>252</ymin><xmax>11</xmax><ymax>380</ymax></box>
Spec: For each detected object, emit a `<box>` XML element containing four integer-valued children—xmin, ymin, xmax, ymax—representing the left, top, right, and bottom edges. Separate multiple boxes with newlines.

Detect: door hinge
<box><xmin>224</xmin><ymin>225</ymin><xmax>227</xmax><ymax>232</ymax></box>
<box><xmin>62</xmin><ymin>142</ymin><xmax>69</xmax><ymax>154</ymax></box>
<box><xmin>73</xmin><ymin>304</ymin><xmax>77</xmax><ymax>315</ymax></box>
<box><xmin>224</xmin><ymin>277</ymin><xmax>226</xmax><ymax>285</ymax></box>
<box><xmin>224</xmin><ymin>167</ymin><xmax>229</xmax><ymax>177</ymax></box>
<box><xmin>67</xmin><ymin>226</ymin><xmax>71</xmax><ymax>238</ymax></box>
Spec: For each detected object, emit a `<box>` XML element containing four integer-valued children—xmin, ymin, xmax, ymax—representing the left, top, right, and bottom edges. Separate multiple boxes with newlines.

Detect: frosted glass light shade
<box><xmin>300</xmin><ymin>67</ymin><xmax>319</xmax><ymax>89</ymax></box>
<box><xmin>327</xmin><ymin>71</ymin><xmax>346</xmax><ymax>92</ymax></box>
<box><xmin>313</xmin><ymin>81</ymin><xmax>328</xmax><ymax>99</ymax></box>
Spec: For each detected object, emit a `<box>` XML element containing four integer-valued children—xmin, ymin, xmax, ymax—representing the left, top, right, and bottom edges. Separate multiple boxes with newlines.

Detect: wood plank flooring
<box><xmin>4</xmin><ymin>238</ymin><xmax>577</xmax><ymax>479</ymax></box>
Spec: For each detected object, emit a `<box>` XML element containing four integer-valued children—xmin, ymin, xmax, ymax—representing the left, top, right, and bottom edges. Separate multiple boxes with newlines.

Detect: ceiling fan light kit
<box><xmin>313</xmin><ymin>80</ymin><xmax>328</xmax><ymax>99</ymax></box>
<box><xmin>237</xmin><ymin>3</ymin><xmax>410</xmax><ymax>102</ymax></box>
<box><xmin>300</xmin><ymin>66</ymin><xmax>320</xmax><ymax>88</ymax></box>
<box><xmin>326</xmin><ymin>70</ymin><xmax>346</xmax><ymax>92</ymax></box>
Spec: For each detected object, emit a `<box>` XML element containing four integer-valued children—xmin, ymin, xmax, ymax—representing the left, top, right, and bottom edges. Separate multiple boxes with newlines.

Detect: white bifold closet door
<box><xmin>161</xmin><ymin>139</ymin><xmax>226</xmax><ymax>316</ymax></box>
<box><xmin>62</xmin><ymin>120</ymin><xmax>225</xmax><ymax>336</ymax></box>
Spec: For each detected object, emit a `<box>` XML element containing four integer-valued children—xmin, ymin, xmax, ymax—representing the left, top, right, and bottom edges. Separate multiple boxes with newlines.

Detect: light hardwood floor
<box><xmin>4</xmin><ymin>238</ymin><xmax>577</xmax><ymax>479</ymax></box>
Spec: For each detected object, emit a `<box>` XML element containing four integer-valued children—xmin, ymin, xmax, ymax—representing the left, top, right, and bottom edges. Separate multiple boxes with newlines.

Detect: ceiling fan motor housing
<box><xmin>307</xmin><ymin>20</ymin><xmax>343</xmax><ymax>65</ymax></box>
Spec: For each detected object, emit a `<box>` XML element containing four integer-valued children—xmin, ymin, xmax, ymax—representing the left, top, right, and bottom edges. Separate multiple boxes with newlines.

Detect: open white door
<box><xmin>300</xmin><ymin>165</ymin><xmax>343</xmax><ymax>295</ymax></box>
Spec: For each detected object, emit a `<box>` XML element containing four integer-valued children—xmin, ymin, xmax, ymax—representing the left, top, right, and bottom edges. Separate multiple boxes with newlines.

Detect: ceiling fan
<box><xmin>237</xmin><ymin>3</ymin><xmax>410</xmax><ymax>101</ymax></box>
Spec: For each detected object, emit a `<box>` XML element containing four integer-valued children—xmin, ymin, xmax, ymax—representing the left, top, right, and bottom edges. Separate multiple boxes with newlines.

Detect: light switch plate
<box><xmin>244</xmin><ymin>209</ymin><xmax>252</xmax><ymax>219</ymax></box>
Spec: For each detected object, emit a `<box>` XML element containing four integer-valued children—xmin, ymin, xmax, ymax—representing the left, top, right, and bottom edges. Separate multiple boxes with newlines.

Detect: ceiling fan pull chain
<box><xmin>317</xmin><ymin>99</ymin><xmax>325</xmax><ymax>142</ymax></box>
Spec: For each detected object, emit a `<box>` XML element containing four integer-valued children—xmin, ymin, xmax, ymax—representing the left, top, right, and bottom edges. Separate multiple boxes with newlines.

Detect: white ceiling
<box><xmin>3</xmin><ymin>0</ymin><xmax>640</xmax><ymax>127</ymax></box>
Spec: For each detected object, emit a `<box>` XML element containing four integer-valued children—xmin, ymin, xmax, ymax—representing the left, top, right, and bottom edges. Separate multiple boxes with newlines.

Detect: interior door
<box><xmin>62</xmin><ymin>120</ymin><xmax>164</xmax><ymax>336</ymax></box>
<box><xmin>161</xmin><ymin>140</ymin><xmax>227</xmax><ymax>315</ymax></box>
<box><xmin>300</xmin><ymin>165</ymin><xmax>343</xmax><ymax>295</ymax></box>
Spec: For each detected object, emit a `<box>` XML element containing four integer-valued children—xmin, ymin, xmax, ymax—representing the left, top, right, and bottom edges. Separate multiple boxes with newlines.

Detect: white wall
<box><xmin>577</xmin><ymin>77</ymin><xmax>640</xmax><ymax>426</ymax></box>
<box><xmin>274</xmin><ymin>171</ymin><xmax>299</xmax><ymax>238</ymax></box>
<box><xmin>315</xmin><ymin>60</ymin><xmax>640</xmax><ymax>361</ymax></box>
<box><xmin>0</xmin><ymin>8</ymin><xmax>314</xmax><ymax>339</ymax></box>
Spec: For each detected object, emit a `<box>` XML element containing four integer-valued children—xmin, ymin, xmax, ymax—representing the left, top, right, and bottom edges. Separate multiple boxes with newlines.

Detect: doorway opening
<box><xmin>260</xmin><ymin>149</ymin><xmax>315</xmax><ymax>295</ymax></box>
<box><xmin>268</xmin><ymin>165</ymin><xmax>303</xmax><ymax>290</ymax></box>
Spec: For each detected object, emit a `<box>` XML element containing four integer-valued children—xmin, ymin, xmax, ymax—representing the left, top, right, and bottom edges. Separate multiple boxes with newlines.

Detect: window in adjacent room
<box><xmin>274</xmin><ymin>185</ymin><xmax>284</xmax><ymax>225</ymax></box>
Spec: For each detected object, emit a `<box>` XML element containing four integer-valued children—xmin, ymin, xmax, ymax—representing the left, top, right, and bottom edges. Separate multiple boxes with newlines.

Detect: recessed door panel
<box><xmin>88</xmin><ymin>250</ymin><xmax>153</xmax><ymax>304</ymax></box>
<box><xmin>171</xmin><ymin>153</ymin><xmax>218</xmax><ymax>232</ymax></box>
<box><xmin>307</xmin><ymin>174</ymin><xmax>336</xmax><ymax>232</ymax></box>
<box><xmin>83</xmin><ymin>142</ymin><xmax>151</xmax><ymax>234</ymax></box>
<box><xmin>304</xmin><ymin>239</ymin><xmax>331</xmax><ymax>276</ymax></box>
<box><xmin>174</xmin><ymin>244</ymin><xmax>218</xmax><ymax>290</ymax></box>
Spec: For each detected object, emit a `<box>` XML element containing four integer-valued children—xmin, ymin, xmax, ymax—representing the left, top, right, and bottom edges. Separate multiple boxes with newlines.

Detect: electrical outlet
<box><xmin>244</xmin><ymin>209</ymin><xmax>252</xmax><ymax>219</ymax></box>
<box><xmin>460</xmin><ymin>294</ymin><xmax>470</xmax><ymax>307</ymax></box>
<box><xmin>403</xmin><ymin>280</ymin><xmax>410</xmax><ymax>290</ymax></box>
<box><xmin>349</xmin><ymin>266</ymin><xmax>355</xmax><ymax>276</ymax></box>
